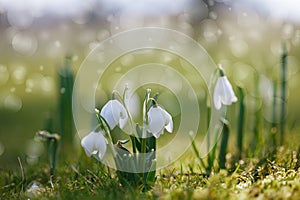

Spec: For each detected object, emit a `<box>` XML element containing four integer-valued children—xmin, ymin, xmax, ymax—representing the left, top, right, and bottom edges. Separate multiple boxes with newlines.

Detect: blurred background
<box><xmin>0</xmin><ymin>0</ymin><xmax>300</xmax><ymax>168</ymax></box>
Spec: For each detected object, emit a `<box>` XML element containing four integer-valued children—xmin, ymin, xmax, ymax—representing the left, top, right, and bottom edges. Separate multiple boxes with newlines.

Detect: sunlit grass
<box><xmin>1</xmin><ymin>145</ymin><xmax>299</xmax><ymax>199</ymax></box>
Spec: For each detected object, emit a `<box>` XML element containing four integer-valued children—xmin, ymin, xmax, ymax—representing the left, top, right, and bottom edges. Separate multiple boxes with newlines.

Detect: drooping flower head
<box><xmin>100</xmin><ymin>99</ymin><xmax>128</xmax><ymax>130</ymax></box>
<box><xmin>213</xmin><ymin>65</ymin><xmax>238</xmax><ymax>110</ymax></box>
<box><xmin>147</xmin><ymin>105</ymin><xmax>173</xmax><ymax>138</ymax></box>
<box><xmin>81</xmin><ymin>131</ymin><xmax>107</xmax><ymax>160</ymax></box>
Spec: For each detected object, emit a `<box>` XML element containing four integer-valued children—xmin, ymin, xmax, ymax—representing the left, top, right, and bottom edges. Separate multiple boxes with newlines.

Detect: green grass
<box><xmin>1</xmin><ymin>146</ymin><xmax>300</xmax><ymax>200</ymax></box>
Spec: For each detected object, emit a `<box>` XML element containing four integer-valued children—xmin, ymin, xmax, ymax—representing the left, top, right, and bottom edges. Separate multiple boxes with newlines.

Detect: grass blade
<box><xmin>219</xmin><ymin>119</ymin><xmax>229</xmax><ymax>169</ymax></box>
<box><xmin>280</xmin><ymin>45</ymin><xmax>287</xmax><ymax>145</ymax></box>
<box><xmin>237</xmin><ymin>86</ymin><xmax>245</xmax><ymax>160</ymax></box>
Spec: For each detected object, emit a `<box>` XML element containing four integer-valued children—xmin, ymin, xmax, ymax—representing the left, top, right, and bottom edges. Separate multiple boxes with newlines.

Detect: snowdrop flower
<box><xmin>100</xmin><ymin>99</ymin><xmax>128</xmax><ymax>130</ymax></box>
<box><xmin>148</xmin><ymin>106</ymin><xmax>173</xmax><ymax>138</ymax></box>
<box><xmin>213</xmin><ymin>68</ymin><xmax>237</xmax><ymax>110</ymax></box>
<box><xmin>81</xmin><ymin>131</ymin><xmax>107</xmax><ymax>160</ymax></box>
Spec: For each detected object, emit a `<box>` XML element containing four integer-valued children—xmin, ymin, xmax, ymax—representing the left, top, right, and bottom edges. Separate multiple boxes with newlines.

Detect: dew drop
<box><xmin>26</xmin><ymin>181</ymin><xmax>44</xmax><ymax>197</ymax></box>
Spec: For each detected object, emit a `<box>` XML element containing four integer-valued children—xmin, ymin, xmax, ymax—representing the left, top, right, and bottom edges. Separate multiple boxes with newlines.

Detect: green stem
<box><xmin>219</xmin><ymin>119</ymin><xmax>229</xmax><ymax>169</ymax></box>
<box><xmin>113</xmin><ymin>90</ymin><xmax>139</xmax><ymax>151</ymax></box>
<box><xmin>141</xmin><ymin>89</ymin><xmax>151</xmax><ymax>182</ymax></box>
<box><xmin>130</xmin><ymin>136</ymin><xmax>136</xmax><ymax>154</ymax></box>
<box><xmin>206</xmin><ymin>102</ymin><xmax>211</xmax><ymax>171</ymax></box>
<box><xmin>207</xmin><ymin>104</ymin><xmax>211</xmax><ymax>144</ymax></box>
<box><xmin>58</xmin><ymin>57</ymin><xmax>74</xmax><ymax>154</ymax></box>
<box><xmin>280</xmin><ymin>45</ymin><xmax>287</xmax><ymax>145</ymax></box>
<box><xmin>190</xmin><ymin>137</ymin><xmax>207</xmax><ymax>172</ymax></box>
<box><xmin>237</xmin><ymin>86</ymin><xmax>245</xmax><ymax>160</ymax></box>
<box><xmin>50</xmin><ymin>139</ymin><xmax>59</xmax><ymax>176</ymax></box>
<box><xmin>271</xmin><ymin>80</ymin><xmax>278</xmax><ymax>147</ymax></box>
<box><xmin>251</xmin><ymin>74</ymin><xmax>262</xmax><ymax>153</ymax></box>
<box><xmin>141</xmin><ymin>89</ymin><xmax>151</xmax><ymax>152</ymax></box>
<box><xmin>95</xmin><ymin>110</ymin><xmax>117</xmax><ymax>158</ymax></box>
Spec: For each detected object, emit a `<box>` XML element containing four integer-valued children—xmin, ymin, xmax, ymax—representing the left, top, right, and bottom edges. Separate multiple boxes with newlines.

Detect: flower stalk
<box><xmin>280</xmin><ymin>45</ymin><xmax>287</xmax><ymax>145</ymax></box>
<box><xmin>271</xmin><ymin>80</ymin><xmax>278</xmax><ymax>147</ymax></box>
<box><xmin>218</xmin><ymin>118</ymin><xmax>229</xmax><ymax>169</ymax></box>
<box><xmin>250</xmin><ymin>74</ymin><xmax>262</xmax><ymax>154</ymax></box>
<box><xmin>36</xmin><ymin>130</ymin><xmax>61</xmax><ymax>176</ymax></box>
<box><xmin>237</xmin><ymin>86</ymin><xmax>245</xmax><ymax>160</ymax></box>
<box><xmin>192</xmin><ymin>64</ymin><xmax>237</xmax><ymax>175</ymax></box>
<box><xmin>58</xmin><ymin>56</ymin><xmax>74</xmax><ymax>154</ymax></box>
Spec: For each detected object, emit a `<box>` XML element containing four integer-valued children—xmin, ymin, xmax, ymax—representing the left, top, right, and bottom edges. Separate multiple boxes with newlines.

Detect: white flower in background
<box><xmin>100</xmin><ymin>99</ymin><xmax>128</xmax><ymax>129</ymax></box>
<box><xmin>81</xmin><ymin>131</ymin><xmax>107</xmax><ymax>160</ymax></box>
<box><xmin>148</xmin><ymin>106</ymin><xmax>173</xmax><ymax>138</ymax></box>
<box><xmin>213</xmin><ymin>71</ymin><xmax>237</xmax><ymax>110</ymax></box>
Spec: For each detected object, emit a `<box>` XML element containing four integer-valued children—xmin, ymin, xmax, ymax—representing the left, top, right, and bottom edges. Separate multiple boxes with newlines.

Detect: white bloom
<box><xmin>148</xmin><ymin>106</ymin><xmax>173</xmax><ymax>138</ymax></box>
<box><xmin>81</xmin><ymin>131</ymin><xmax>107</xmax><ymax>160</ymax></box>
<box><xmin>100</xmin><ymin>99</ymin><xmax>128</xmax><ymax>130</ymax></box>
<box><xmin>213</xmin><ymin>76</ymin><xmax>238</xmax><ymax>110</ymax></box>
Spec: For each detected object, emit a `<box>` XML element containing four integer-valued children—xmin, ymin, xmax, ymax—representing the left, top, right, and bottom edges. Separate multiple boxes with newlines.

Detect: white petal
<box><xmin>152</xmin><ymin>129</ymin><xmax>164</xmax><ymax>138</ymax></box>
<box><xmin>221</xmin><ymin>77</ymin><xmax>237</xmax><ymax>105</ymax></box>
<box><xmin>81</xmin><ymin>144</ymin><xmax>92</xmax><ymax>157</ymax></box>
<box><xmin>213</xmin><ymin>78</ymin><xmax>223</xmax><ymax>110</ymax></box>
<box><xmin>119</xmin><ymin>118</ymin><xmax>128</xmax><ymax>129</ymax></box>
<box><xmin>95</xmin><ymin>135</ymin><xmax>107</xmax><ymax>160</ymax></box>
<box><xmin>148</xmin><ymin>107</ymin><xmax>165</xmax><ymax>137</ymax></box>
<box><xmin>110</xmin><ymin>100</ymin><xmax>128</xmax><ymax>129</ymax></box>
<box><xmin>117</xmin><ymin>100</ymin><xmax>128</xmax><ymax>120</ymax></box>
<box><xmin>81</xmin><ymin>131</ymin><xmax>107</xmax><ymax>160</ymax></box>
<box><xmin>213</xmin><ymin>76</ymin><xmax>237</xmax><ymax>109</ymax></box>
<box><xmin>111</xmin><ymin>100</ymin><xmax>122</xmax><ymax>124</ymax></box>
<box><xmin>231</xmin><ymin>95</ymin><xmax>238</xmax><ymax>102</ymax></box>
<box><xmin>81</xmin><ymin>132</ymin><xmax>96</xmax><ymax>157</ymax></box>
<box><xmin>100</xmin><ymin>100</ymin><xmax>118</xmax><ymax>129</ymax></box>
<box><xmin>160</xmin><ymin>107</ymin><xmax>173</xmax><ymax>133</ymax></box>
<box><xmin>114</xmin><ymin>100</ymin><xmax>128</xmax><ymax>129</ymax></box>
